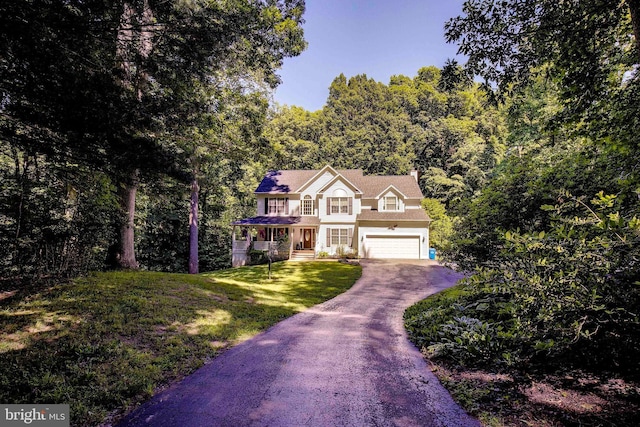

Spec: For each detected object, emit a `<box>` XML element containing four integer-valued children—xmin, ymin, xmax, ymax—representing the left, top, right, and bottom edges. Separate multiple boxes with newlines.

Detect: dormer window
<box><xmin>302</xmin><ymin>195</ymin><xmax>314</xmax><ymax>216</ymax></box>
<box><xmin>384</xmin><ymin>196</ymin><xmax>398</xmax><ymax>211</ymax></box>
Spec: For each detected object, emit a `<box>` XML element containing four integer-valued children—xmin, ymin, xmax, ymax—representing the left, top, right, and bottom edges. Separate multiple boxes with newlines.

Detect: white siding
<box><xmin>304</xmin><ymin>171</ymin><xmax>335</xmax><ymax>195</ymax></box>
<box><xmin>317</xmin><ymin>224</ymin><xmax>356</xmax><ymax>255</ymax></box>
<box><xmin>318</xmin><ymin>179</ymin><xmax>360</xmax><ymax>221</ymax></box>
<box><xmin>288</xmin><ymin>196</ymin><xmax>301</xmax><ymax>216</ymax></box>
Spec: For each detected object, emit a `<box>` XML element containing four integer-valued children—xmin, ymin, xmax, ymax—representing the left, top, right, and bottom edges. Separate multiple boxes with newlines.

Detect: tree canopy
<box><xmin>413</xmin><ymin>0</ymin><xmax>640</xmax><ymax>381</ymax></box>
<box><xmin>266</xmin><ymin>67</ymin><xmax>506</xmax><ymax>212</ymax></box>
<box><xmin>0</xmin><ymin>0</ymin><xmax>306</xmax><ymax>276</ymax></box>
<box><xmin>446</xmin><ymin>0</ymin><xmax>640</xmax><ymax>148</ymax></box>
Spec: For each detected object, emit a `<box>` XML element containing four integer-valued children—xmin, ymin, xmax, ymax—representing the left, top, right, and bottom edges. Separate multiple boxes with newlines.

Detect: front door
<box><xmin>303</xmin><ymin>228</ymin><xmax>314</xmax><ymax>249</ymax></box>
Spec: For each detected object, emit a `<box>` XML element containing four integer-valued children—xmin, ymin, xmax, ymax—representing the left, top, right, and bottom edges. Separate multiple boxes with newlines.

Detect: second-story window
<box><xmin>302</xmin><ymin>195</ymin><xmax>314</xmax><ymax>216</ymax></box>
<box><xmin>384</xmin><ymin>196</ymin><xmax>398</xmax><ymax>211</ymax></box>
<box><xmin>330</xmin><ymin>197</ymin><xmax>349</xmax><ymax>214</ymax></box>
<box><xmin>267</xmin><ymin>198</ymin><xmax>288</xmax><ymax>215</ymax></box>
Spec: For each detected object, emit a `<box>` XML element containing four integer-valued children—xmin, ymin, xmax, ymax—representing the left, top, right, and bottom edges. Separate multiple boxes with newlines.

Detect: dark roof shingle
<box><xmin>255</xmin><ymin>167</ymin><xmax>423</xmax><ymax>199</ymax></box>
<box><xmin>255</xmin><ymin>170</ymin><xmax>317</xmax><ymax>193</ymax></box>
<box><xmin>357</xmin><ymin>209</ymin><xmax>431</xmax><ymax>222</ymax></box>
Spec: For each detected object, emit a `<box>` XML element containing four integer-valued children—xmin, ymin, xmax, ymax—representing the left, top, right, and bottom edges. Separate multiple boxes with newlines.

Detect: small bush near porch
<box><xmin>0</xmin><ymin>262</ymin><xmax>361</xmax><ymax>426</ymax></box>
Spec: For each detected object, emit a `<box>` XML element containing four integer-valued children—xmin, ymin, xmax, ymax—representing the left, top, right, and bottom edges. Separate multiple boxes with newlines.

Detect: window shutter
<box><xmin>326</xmin><ymin>228</ymin><xmax>331</xmax><ymax>247</ymax></box>
<box><xmin>326</xmin><ymin>197</ymin><xmax>331</xmax><ymax>215</ymax></box>
<box><xmin>348</xmin><ymin>228</ymin><xmax>353</xmax><ymax>247</ymax></box>
<box><xmin>285</xmin><ymin>198</ymin><xmax>289</xmax><ymax>215</ymax></box>
<box><xmin>348</xmin><ymin>197</ymin><xmax>353</xmax><ymax>215</ymax></box>
<box><xmin>265</xmin><ymin>198</ymin><xmax>269</xmax><ymax>215</ymax></box>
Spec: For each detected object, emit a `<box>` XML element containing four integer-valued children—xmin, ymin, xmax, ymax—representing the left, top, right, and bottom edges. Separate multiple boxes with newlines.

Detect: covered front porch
<box><xmin>231</xmin><ymin>216</ymin><xmax>320</xmax><ymax>267</ymax></box>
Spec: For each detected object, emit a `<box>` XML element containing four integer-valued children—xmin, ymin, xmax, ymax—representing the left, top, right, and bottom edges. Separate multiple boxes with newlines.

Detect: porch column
<box><xmin>289</xmin><ymin>227</ymin><xmax>294</xmax><ymax>260</ymax></box>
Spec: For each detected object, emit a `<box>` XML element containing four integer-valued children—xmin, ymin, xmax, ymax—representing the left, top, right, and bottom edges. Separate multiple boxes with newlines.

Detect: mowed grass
<box><xmin>0</xmin><ymin>261</ymin><xmax>361</xmax><ymax>426</ymax></box>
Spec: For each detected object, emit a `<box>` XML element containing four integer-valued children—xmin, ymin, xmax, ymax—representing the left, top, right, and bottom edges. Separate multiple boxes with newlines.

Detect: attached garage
<box><xmin>355</xmin><ymin>208</ymin><xmax>431</xmax><ymax>260</ymax></box>
<box><xmin>364</xmin><ymin>235</ymin><xmax>421</xmax><ymax>259</ymax></box>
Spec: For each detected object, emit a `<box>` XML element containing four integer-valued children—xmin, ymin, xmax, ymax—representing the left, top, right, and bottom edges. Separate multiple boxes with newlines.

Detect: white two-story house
<box><xmin>231</xmin><ymin>165</ymin><xmax>431</xmax><ymax>266</ymax></box>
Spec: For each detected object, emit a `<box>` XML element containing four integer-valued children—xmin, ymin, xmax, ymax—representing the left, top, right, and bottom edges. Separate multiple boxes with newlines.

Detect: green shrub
<box><xmin>421</xmin><ymin>198</ymin><xmax>454</xmax><ymax>250</ymax></box>
<box><xmin>406</xmin><ymin>192</ymin><xmax>640</xmax><ymax>373</ymax></box>
<box><xmin>247</xmin><ymin>250</ymin><xmax>267</xmax><ymax>265</ymax></box>
<box><xmin>427</xmin><ymin>316</ymin><xmax>500</xmax><ymax>365</ymax></box>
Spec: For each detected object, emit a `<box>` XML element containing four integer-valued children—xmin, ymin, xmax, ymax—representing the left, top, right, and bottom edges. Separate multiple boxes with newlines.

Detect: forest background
<box><xmin>0</xmin><ymin>0</ymin><xmax>509</xmax><ymax>279</ymax></box>
<box><xmin>1</xmin><ymin>0</ymin><xmax>639</xmax><ymax>385</ymax></box>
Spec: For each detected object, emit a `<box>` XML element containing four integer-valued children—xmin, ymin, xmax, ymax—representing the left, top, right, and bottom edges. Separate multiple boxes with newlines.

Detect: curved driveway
<box><xmin>119</xmin><ymin>260</ymin><xmax>479</xmax><ymax>427</ymax></box>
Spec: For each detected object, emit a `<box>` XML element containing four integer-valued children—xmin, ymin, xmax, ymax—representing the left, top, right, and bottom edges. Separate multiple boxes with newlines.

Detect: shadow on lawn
<box><xmin>0</xmin><ymin>262</ymin><xmax>361</xmax><ymax>427</ymax></box>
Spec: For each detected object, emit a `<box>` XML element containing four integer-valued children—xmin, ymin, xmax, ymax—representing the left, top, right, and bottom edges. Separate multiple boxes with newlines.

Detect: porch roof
<box><xmin>232</xmin><ymin>216</ymin><xmax>320</xmax><ymax>226</ymax></box>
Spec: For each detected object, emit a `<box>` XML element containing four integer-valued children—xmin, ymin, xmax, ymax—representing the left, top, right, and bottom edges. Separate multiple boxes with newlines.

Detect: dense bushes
<box><xmin>406</xmin><ymin>191</ymin><xmax>640</xmax><ymax>375</ymax></box>
<box><xmin>446</xmin><ymin>141</ymin><xmax>637</xmax><ymax>270</ymax></box>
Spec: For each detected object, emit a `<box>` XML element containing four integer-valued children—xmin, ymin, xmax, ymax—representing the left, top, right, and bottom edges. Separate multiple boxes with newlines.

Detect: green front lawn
<box><xmin>0</xmin><ymin>261</ymin><xmax>361</xmax><ymax>426</ymax></box>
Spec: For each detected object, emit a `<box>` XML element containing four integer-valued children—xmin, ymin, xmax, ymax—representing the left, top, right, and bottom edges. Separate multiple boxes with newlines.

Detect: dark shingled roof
<box><xmin>351</xmin><ymin>175</ymin><xmax>423</xmax><ymax>199</ymax></box>
<box><xmin>255</xmin><ymin>170</ymin><xmax>318</xmax><ymax>193</ymax></box>
<box><xmin>255</xmin><ymin>167</ymin><xmax>423</xmax><ymax>199</ymax></box>
<box><xmin>232</xmin><ymin>216</ymin><xmax>321</xmax><ymax>226</ymax></box>
<box><xmin>357</xmin><ymin>209</ymin><xmax>431</xmax><ymax>222</ymax></box>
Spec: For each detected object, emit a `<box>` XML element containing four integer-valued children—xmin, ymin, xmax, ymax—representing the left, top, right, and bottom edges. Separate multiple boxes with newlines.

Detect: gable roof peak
<box><xmin>294</xmin><ymin>165</ymin><xmax>337</xmax><ymax>193</ymax></box>
<box><xmin>317</xmin><ymin>171</ymin><xmax>363</xmax><ymax>194</ymax></box>
<box><xmin>255</xmin><ymin>166</ymin><xmax>424</xmax><ymax>199</ymax></box>
<box><xmin>375</xmin><ymin>184</ymin><xmax>407</xmax><ymax>199</ymax></box>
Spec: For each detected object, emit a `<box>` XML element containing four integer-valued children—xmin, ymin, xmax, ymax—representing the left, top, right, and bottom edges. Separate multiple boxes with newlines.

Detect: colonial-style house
<box><xmin>231</xmin><ymin>165</ymin><xmax>431</xmax><ymax>266</ymax></box>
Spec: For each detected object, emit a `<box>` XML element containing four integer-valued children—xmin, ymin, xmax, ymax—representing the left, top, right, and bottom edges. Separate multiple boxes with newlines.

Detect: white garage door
<box><xmin>365</xmin><ymin>236</ymin><xmax>420</xmax><ymax>259</ymax></box>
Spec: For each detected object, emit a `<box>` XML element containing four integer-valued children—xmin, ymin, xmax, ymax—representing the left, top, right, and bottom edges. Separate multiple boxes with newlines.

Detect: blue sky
<box><xmin>273</xmin><ymin>0</ymin><xmax>467</xmax><ymax>111</ymax></box>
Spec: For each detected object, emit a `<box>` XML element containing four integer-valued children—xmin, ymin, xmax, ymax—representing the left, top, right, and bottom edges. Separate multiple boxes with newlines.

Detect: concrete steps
<box><xmin>290</xmin><ymin>250</ymin><xmax>315</xmax><ymax>261</ymax></box>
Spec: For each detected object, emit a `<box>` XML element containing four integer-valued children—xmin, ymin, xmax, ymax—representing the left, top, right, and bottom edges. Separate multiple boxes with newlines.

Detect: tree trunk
<box><xmin>188</xmin><ymin>177</ymin><xmax>199</xmax><ymax>274</ymax></box>
<box><xmin>629</xmin><ymin>0</ymin><xmax>640</xmax><ymax>63</ymax></box>
<box><xmin>112</xmin><ymin>1</ymin><xmax>154</xmax><ymax>270</ymax></box>
<box><xmin>117</xmin><ymin>169</ymin><xmax>139</xmax><ymax>269</ymax></box>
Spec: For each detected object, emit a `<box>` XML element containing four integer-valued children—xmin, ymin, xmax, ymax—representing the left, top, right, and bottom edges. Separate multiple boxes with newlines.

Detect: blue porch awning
<box><xmin>231</xmin><ymin>216</ymin><xmax>320</xmax><ymax>226</ymax></box>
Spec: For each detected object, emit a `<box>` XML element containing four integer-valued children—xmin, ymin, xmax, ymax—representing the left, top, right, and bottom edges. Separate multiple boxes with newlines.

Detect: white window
<box><xmin>302</xmin><ymin>195</ymin><xmax>313</xmax><ymax>216</ymax></box>
<box><xmin>384</xmin><ymin>196</ymin><xmax>398</xmax><ymax>211</ymax></box>
<box><xmin>268</xmin><ymin>198</ymin><xmax>287</xmax><ymax>215</ymax></box>
<box><xmin>330</xmin><ymin>228</ymin><xmax>349</xmax><ymax>245</ymax></box>
<box><xmin>330</xmin><ymin>197</ymin><xmax>349</xmax><ymax>214</ymax></box>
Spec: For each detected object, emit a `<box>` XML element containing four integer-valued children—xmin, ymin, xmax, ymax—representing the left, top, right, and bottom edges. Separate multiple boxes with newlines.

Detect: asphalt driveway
<box><xmin>118</xmin><ymin>260</ymin><xmax>479</xmax><ymax>427</ymax></box>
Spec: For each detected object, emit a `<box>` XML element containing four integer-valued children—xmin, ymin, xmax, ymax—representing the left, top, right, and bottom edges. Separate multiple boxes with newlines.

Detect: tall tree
<box><xmin>0</xmin><ymin>0</ymin><xmax>306</xmax><ymax>271</ymax></box>
<box><xmin>321</xmin><ymin>74</ymin><xmax>418</xmax><ymax>175</ymax></box>
<box><xmin>180</xmin><ymin>82</ymin><xmax>272</xmax><ymax>274</ymax></box>
<box><xmin>388</xmin><ymin>69</ymin><xmax>506</xmax><ymax>209</ymax></box>
<box><xmin>264</xmin><ymin>67</ymin><xmax>506</xmax><ymax>211</ymax></box>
